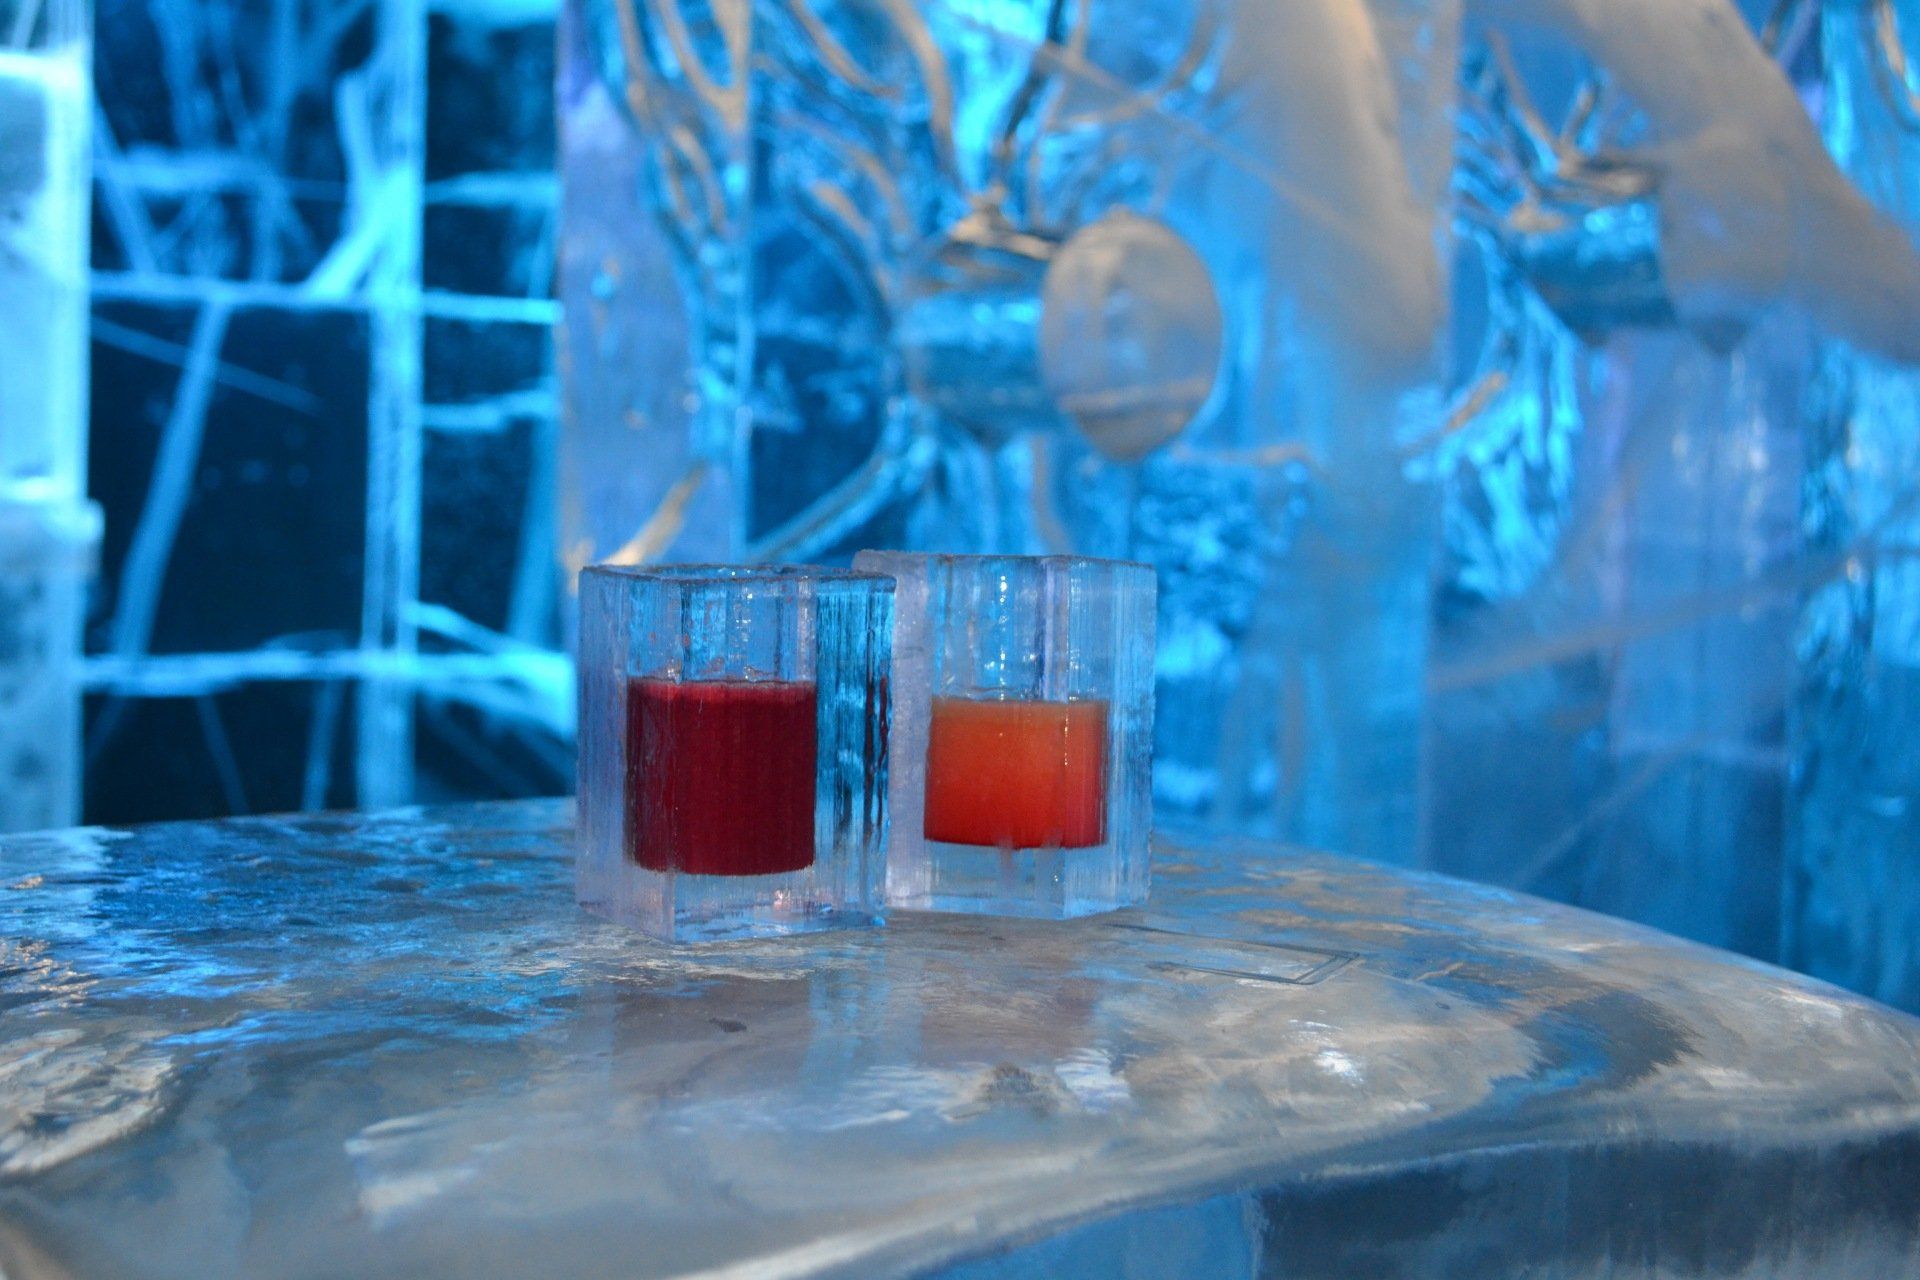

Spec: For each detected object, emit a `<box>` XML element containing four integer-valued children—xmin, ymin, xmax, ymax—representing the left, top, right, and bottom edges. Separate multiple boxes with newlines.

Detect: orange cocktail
<box><xmin>923</xmin><ymin>696</ymin><xmax>1107</xmax><ymax>849</ymax></box>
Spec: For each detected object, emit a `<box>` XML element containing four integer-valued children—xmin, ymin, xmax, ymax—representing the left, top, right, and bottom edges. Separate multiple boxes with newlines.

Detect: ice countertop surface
<box><xmin>2</xmin><ymin>801</ymin><xmax>1919</xmax><ymax>1278</ymax></box>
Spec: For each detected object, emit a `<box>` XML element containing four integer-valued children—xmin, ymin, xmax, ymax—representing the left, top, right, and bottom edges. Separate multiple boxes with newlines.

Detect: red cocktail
<box><xmin>625</xmin><ymin>678</ymin><xmax>818</xmax><ymax>876</ymax></box>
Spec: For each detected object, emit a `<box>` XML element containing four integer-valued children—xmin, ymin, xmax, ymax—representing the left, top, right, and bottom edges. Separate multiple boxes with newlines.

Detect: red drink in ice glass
<box><xmin>625</xmin><ymin>678</ymin><xmax>818</xmax><ymax>876</ymax></box>
<box><xmin>922</xmin><ymin>696</ymin><xmax>1108</xmax><ymax>849</ymax></box>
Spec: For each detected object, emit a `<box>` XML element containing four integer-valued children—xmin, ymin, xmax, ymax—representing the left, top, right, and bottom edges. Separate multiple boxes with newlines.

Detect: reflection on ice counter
<box><xmin>3</xmin><ymin>801</ymin><xmax>1918</xmax><ymax>1278</ymax></box>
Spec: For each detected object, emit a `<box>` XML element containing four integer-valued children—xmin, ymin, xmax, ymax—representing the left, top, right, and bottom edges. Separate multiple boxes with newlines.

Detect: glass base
<box><xmin>890</xmin><ymin>840</ymin><xmax>1146</xmax><ymax>919</ymax></box>
<box><xmin>579</xmin><ymin>866</ymin><xmax>886</xmax><ymax>943</ymax></box>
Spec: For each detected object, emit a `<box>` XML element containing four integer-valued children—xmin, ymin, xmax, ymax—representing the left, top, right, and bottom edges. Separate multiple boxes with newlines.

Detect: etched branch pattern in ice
<box><xmin>63</xmin><ymin>0</ymin><xmax>569</xmax><ymax>823</ymax></box>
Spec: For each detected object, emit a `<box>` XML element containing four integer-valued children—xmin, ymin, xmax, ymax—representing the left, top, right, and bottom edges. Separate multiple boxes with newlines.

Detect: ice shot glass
<box><xmin>854</xmin><ymin>552</ymin><xmax>1154</xmax><ymax>918</ymax></box>
<box><xmin>576</xmin><ymin>565</ymin><xmax>893</xmax><ymax>942</ymax></box>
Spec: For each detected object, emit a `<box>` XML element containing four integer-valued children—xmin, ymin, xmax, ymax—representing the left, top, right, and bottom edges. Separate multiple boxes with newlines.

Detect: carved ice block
<box><xmin>857</xmin><ymin>551</ymin><xmax>1155</xmax><ymax>918</ymax></box>
<box><xmin>576</xmin><ymin>565</ymin><xmax>893</xmax><ymax>941</ymax></box>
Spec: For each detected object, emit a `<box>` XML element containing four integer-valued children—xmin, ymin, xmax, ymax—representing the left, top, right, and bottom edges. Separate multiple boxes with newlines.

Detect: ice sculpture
<box><xmin>1426</xmin><ymin>0</ymin><xmax>1920</xmax><ymax>998</ymax></box>
<box><xmin>4</xmin><ymin>801</ymin><xmax>1920</xmax><ymax>1275</ymax></box>
<box><xmin>1785</xmin><ymin>0</ymin><xmax>1920</xmax><ymax>1012</ymax></box>
<box><xmin>558</xmin><ymin>0</ymin><xmax>1459</xmax><ymax>862</ymax></box>
<box><xmin>0</xmin><ymin>0</ymin><xmax>95</xmax><ymax>834</ymax></box>
<box><xmin>1473</xmin><ymin>0</ymin><xmax>1920</xmax><ymax>362</ymax></box>
<box><xmin>74</xmin><ymin>0</ymin><xmax>572</xmax><ymax>824</ymax></box>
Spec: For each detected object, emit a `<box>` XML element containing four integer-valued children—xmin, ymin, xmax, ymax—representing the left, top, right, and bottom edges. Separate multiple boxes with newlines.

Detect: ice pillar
<box><xmin>1429</xmin><ymin>0</ymin><xmax>1920</xmax><ymax>990</ymax></box>
<box><xmin>0</xmin><ymin>2</ymin><xmax>97</xmax><ymax>833</ymax></box>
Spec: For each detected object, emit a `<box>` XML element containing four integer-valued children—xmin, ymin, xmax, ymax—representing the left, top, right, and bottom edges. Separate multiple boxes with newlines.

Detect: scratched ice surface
<box><xmin>2</xmin><ymin>802</ymin><xmax>1919</xmax><ymax>1278</ymax></box>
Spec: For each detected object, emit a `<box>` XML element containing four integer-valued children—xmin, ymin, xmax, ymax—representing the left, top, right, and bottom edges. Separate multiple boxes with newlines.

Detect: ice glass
<box><xmin>577</xmin><ymin>565</ymin><xmax>893</xmax><ymax>942</ymax></box>
<box><xmin>855</xmin><ymin>552</ymin><xmax>1155</xmax><ymax>918</ymax></box>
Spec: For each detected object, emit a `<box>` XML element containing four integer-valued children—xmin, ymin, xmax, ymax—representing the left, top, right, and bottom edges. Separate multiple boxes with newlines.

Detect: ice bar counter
<box><xmin>1</xmin><ymin>802</ymin><xmax>1917</xmax><ymax>1277</ymax></box>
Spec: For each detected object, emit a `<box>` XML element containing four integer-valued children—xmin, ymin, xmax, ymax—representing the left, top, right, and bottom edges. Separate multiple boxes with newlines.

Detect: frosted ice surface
<box><xmin>2</xmin><ymin>802</ymin><xmax>1919</xmax><ymax>1277</ymax></box>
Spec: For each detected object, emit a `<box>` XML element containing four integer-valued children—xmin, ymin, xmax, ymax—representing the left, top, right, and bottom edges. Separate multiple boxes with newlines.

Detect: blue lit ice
<box><xmin>555</xmin><ymin>0</ymin><xmax>1920</xmax><ymax>1016</ymax></box>
<box><xmin>1785</xmin><ymin>0</ymin><xmax>1920</xmax><ymax>1011</ymax></box>
<box><xmin>63</xmin><ymin>0</ymin><xmax>572</xmax><ymax>825</ymax></box>
<box><xmin>8</xmin><ymin>0</ymin><xmax>1920</xmax><ymax>1019</ymax></box>
<box><xmin>1425</xmin><ymin>0</ymin><xmax>1920</xmax><ymax>1011</ymax></box>
<box><xmin>3</xmin><ymin>802</ymin><xmax>1918</xmax><ymax>1276</ymax></box>
<box><xmin>559</xmin><ymin>0</ymin><xmax>1456</xmax><ymax>866</ymax></box>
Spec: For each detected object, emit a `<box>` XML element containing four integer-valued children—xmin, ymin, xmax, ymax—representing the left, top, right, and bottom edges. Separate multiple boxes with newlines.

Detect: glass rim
<box><xmin>853</xmin><ymin>550</ymin><xmax>1154</xmax><ymax>576</ymax></box>
<box><xmin>580</xmin><ymin>562</ymin><xmax>896</xmax><ymax>588</ymax></box>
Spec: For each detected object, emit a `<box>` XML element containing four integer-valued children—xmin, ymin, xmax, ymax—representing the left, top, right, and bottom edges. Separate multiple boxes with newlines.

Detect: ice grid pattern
<box><xmin>84</xmin><ymin>0</ymin><xmax>570</xmax><ymax>822</ymax></box>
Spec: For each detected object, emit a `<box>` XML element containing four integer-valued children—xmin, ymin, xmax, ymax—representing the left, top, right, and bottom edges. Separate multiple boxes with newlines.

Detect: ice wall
<box><xmin>1427</xmin><ymin>0</ymin><xmax>1920</xmax><ymax>1009</ymax></box>
<box><xmin>559</xmin><ymin>0</ymin><xmax>1920</xmax><ymax>995</ymax></box>
<box><xmin>1786</xmin><ymin>0</ymin><xmax>1920</xmax><ymax>1011</ymax></box>
<box><xmin>1474</xmin><ymin>0</ymin><xmax>1920</xmax><ymax>363</ymax></box>
<box><xmin>76</xmin><ymin>0</ymin><xmax>570</xmax><ymax>824</ymax></box>
<box><xmin>560</xmin><ymin>0</ymin><xmax>1459</xmax><ymax>862</ymax></box>
<box><xmin>59</xmin><ymin>0</ymin><xmax>1920</xmax><ymax>1014</ymax></box>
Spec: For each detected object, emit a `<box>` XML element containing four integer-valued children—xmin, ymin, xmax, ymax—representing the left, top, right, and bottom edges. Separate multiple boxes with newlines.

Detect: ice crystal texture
<box><xmin>1784</xmin><ymin>0</ymin><xmax>1920</xmax><ymax>1011</ymax></box>
<box><xmin>49</xmin><ymin>0</ymin><xmax>572</xmax><ymax>827</ymax></box>
<box><xmin>3</xmin><ymin>801</ymin><xmax>1920</xmax><ymax>1277</ymax></box>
